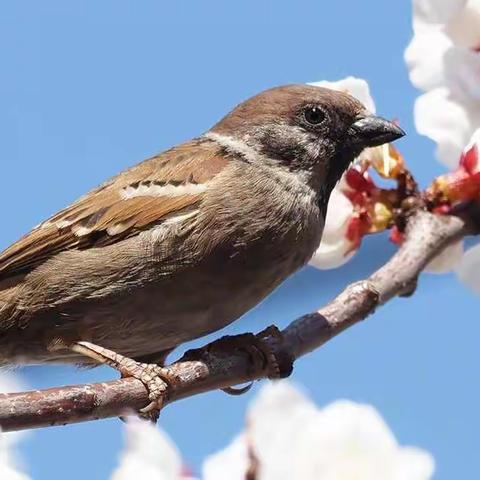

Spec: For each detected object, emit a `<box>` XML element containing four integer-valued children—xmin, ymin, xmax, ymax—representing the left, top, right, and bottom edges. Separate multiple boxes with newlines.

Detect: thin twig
<box><xmin>0</xmin><ymin>210</ymin><xmax>472</xmax><ymax>432</ymax></box>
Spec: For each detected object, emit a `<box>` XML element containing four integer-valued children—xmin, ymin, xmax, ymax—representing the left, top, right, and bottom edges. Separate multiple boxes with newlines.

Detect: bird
<box><xmin>0</xmin><ymin>84</ymin><xmax>404</xmax><ymax>412</ymax></box>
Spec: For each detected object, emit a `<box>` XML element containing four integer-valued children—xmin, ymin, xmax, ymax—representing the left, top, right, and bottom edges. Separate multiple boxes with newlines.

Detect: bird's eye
<box><xmin>303</xmin><ymin>106</ymin><xmax>326</xmax><ymax>125</ymax></box>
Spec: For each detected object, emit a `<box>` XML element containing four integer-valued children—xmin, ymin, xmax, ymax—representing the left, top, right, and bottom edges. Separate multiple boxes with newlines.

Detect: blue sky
<box><xmin>1</xmin><ymin>1</ymin><xmax>478</xmax><ymax>478</ymax></box>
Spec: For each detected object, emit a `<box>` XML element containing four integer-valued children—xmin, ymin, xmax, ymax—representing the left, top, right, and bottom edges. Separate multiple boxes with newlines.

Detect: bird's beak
<box><xmin>351</xmin><ymin>115</ymin><xmax>405</xmax><ymax>148</ymax></box>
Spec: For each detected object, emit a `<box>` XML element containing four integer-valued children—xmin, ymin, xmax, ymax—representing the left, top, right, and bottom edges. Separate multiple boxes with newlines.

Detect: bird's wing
<box><xmin>0</xmin><ymin>138</ymin><xmax>227</xmax><ymax>278</ymax></box>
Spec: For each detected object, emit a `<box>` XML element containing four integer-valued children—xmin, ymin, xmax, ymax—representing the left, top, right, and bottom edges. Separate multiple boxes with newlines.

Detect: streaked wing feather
<box><xmin>0</xmin><ymin>138</ymin><xmax>225</xmax><ymax>278</ymax></box>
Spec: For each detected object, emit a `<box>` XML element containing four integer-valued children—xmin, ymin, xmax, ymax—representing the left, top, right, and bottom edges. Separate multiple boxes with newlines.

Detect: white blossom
<box><xmin>0</xmin><ymin>373</ymin><xmax>30</xmax><ymax>480</ymax></box>
<box><xmin>203</xmin><ymin>382</ymin><xmax>434</xmax><ymax>480</ymax></box>
<box><xmin>310</xmin><ymin>76</ymin><xmax>377</xmax><ymax>113</ymax></box>
<box><xmin>406</xmin><ymin>1</ymin><xmax>480</xmax><ymax>282</ymax></box>
<box><xmin>112</xmin><ymin>418</ymin><xmax>195</xmax><ymax>480</ymax></box>
<box><xmin>307</xmin><ymin>77</ymin><xmax>379</xmax><ymax>269</ymax></box>
<box><xmin>201</xmin><ymin>434</ymin><xmax>250</xmax><ymax>480</ymax></box>
<box><xmin>414</xmin><ymin>88</ymin><xmax>474</xmax><ymax>169</ymax></box>
<box><xmin>309</xmin><ymin>187</ymin><xmax>356</xmax><ymax>269</ymax></box>
<box><xmin>456</xmin><ymin>242</ymin><xmax>480</xmax><ymax>292</ymax></box>
<box><xmin>425</xmin><ymin>240</ymin><xmax>464</xmax><ymax>273</ymax></box>
<box><xmin>406</xmin><ymin>6</ymin><xmax>480</xmax><ymax>278</ymax></box>
<box><xmin>406</xmin><ymin>0</ymin><xmax>480</xmax><ymax>168</ymax></box>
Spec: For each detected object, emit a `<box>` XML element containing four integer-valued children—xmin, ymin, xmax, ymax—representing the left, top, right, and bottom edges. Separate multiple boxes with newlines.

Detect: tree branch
<box><xmin>0</xmin><ymin>210</ymin><xmax>473</xmax><ymax>432</ymax></box>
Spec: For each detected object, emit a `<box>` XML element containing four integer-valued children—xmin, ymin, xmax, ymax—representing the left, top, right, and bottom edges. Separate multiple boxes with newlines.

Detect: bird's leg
<box><xmin>54</xmin><ymin>340</ymin><xmax>178</xmax><ymax>419</ymax></box>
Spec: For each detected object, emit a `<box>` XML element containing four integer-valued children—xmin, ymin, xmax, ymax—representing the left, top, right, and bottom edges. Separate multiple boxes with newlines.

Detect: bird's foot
<box><xmin>65</xmin><ymin>341</ymin><xmax>179</xmax><ymax>421</ymax></box>
<box><xmin>223</xmin><ymin>326</ymin><xmax>294</xmax><ymax>395</ymax></box>
<box><xmin>184</xmin><ymin>325</ymin><xmax>294</xmax><ymax>396</ymax></box>
<box><xmin>254</xmin><ymin>325</ymin><xmax>294</xmax><ymax>380</ymax></box>
<box><xmin>117</xmin><ymin>359</ymin><xmax>178</xmax><ymax>421</ymax></box>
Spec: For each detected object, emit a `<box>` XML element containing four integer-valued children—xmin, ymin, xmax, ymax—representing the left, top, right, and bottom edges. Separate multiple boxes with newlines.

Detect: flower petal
<box><xmin>0</xmin><ymin>373</ymin><xmax>31</xmax><ymax>480</ymax></box>
<box><xmin>309</xmin><ymin>188</ymin><xmax>356</xmax><ymax>270</ymax></box>
<box><xmin>405</xmin><ymin>27</ymin><xmax>452</xmax><ymax>91</ymax></box>
<box><xmin>445</xmin><ymin>0</ymin><xmax>480</xmax><ymax>49</ymax></box>
<box><xmin>425</xmin><ymin>240</ymin><xmax>464</xmax><ymax>273</ymax></box>
<box><xmin>202</xmin><ymin>435</ymin><xmax>249</xmax><ymax>480</ymax></box>
<box><xmin>393</xmin><ymin>447</ymin><xmax>436</xmax><ymax>480</ymax></box>
<box><xmin>112</xmin><ymin>418</ymin><xmax>184</xmax><ymax>480</ymax></box>
<box><xmin>443</xmin><ymin>47</ymin><xmax>480</xmax><ymax>101</ymax></box>
<box><xmin>204</xmin><ymin>382</ymin><xmax>435</xmax><ymax>480</ymax></box>
<box><xmin>456</xmin><ymin>241</ymin><xmax>480</xmax><ymax>293</ymax></box>
<box><xmin>414</xmin><ymin>88</ymin><xmax>472</xmax><ymax>168</ymax></box>
<box><xmin>309</xmin><ymin>77</ymin><xmax>376</xmax><ymax>113</ymax></box>
<box><xmin>413</xmin><ymin>0</ymin><xmax>467</xmax><ymax>25</ymax></box>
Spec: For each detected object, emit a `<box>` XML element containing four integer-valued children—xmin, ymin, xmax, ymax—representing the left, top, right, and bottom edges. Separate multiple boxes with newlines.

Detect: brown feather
<box><xmin>0</xmin><ymin>138</ymin><xmax>226</xmax><ymax>278</ymax></box>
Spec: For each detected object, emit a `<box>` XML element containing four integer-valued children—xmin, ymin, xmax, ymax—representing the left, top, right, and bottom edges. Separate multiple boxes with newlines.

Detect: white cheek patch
<box><xmin>204</xmin><ymin>131</ymin><xmax>262</xmax><ymax>165</ymax></box>
<box><xmin>120</xmin><ymin>181</ymin><xmax>207</xmax><ymax>200</ymax></box>
<box><xmin>205</xmin><ymin>131</ymin><xmax>315</xmax><ymax>205</ymax></box>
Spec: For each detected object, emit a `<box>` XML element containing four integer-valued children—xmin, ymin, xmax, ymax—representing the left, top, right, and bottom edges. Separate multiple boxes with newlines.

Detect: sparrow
<box><xmin>0</xmin><ymin>85</ymin><xmax>404</xmax><ymax>410</ymax></box>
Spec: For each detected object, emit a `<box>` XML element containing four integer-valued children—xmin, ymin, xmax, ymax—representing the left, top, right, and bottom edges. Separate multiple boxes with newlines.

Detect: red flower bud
<box><xmin>459</xmin><ymin>144</ymin><xmax>478</xmax><ymax>174</ymax></box>
<box><xmin>389</xmin><ymin>226</ymin><xmax>405</xmax><ymax>245</ymax></box>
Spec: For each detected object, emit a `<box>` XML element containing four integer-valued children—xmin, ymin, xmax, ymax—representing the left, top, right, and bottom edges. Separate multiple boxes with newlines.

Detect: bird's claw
<box><xmin>64</xmin><ymin>341</ymin><xmax>178</xmax><ymax>422</ymax></box>
<box><xmin>222</xmin><ymin>382</ymin><xmax>254</xmax><ymax>396</ymax></box>
<box><xmin>123</xmin><ymin>362</ymin><xmax>178</xmax><ymax>421</ymax></box>
<box><xmin>201</xmin><ymin>325</ymin><xmax>294</xmax><ymax>397</ymax></box>
<box><xmin>254</xmin><ymin>325</ymin><xmax>293</xmax><ymax>380</ymax></box>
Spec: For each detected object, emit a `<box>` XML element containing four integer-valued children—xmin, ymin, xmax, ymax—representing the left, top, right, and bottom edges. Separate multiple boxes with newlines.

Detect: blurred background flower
<box><xmin>112</xmin><ymin>417</ymin><xmax>196</xmax><ymax>480</ymax></box>
<box><xmin>112</xmin><ymin>383</ymin><xmax>434</xmax><ymax>480</ymax></box>
<box><xmin>203</xmin><ymin>382</ymin><xmax>434</xmax><ymax>480</ymax></box>
<box><xmin>0</xmin><ymin>373</ymin><xmax>30</xmax><ymax>480</ymax></box>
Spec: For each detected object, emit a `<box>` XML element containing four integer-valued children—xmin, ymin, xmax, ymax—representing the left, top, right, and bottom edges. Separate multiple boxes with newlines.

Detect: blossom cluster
<box><xmin>406</xmin><ymin>0</ymin><xmax>480</xmax><ymax>286</ymax></box>
<box><xmin>405</xmin><ymin>0</ymin><xmax>480</xmax><ymax>169</ymax></box>
<box><xmin>309</xmin><ymin>78</ymin><xmax>417</xmax><ymax>270</ymax></box>
<box><xmin>204</xmin><ymin>382</ymin><xmax>434</xmax><ymax>480</ymax></box>
<box><xmin>309</xmin><ymin>49</ymin><xmax>480</xmax><ymax>283</ymax></box>
<box><xmin>110</xmin><ymin>382</ymin><xmax>434</xmax><ymax>480</ymax></box>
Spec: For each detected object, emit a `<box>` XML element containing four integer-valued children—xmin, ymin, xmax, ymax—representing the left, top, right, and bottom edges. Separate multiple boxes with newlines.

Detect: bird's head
<box><xmin>210</xmin><ymin>84</ymin><xmax>405</xmax><ymax>198</ymax></box>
